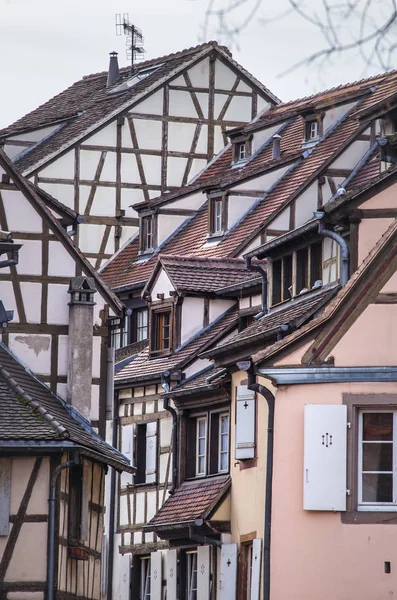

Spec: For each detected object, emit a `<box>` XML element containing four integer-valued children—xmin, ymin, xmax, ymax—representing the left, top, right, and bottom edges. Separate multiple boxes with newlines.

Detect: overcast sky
<box><xmin>0</xmin><ymin>0</ymin><xmax>387</xmax><ymax>128</ymax></box>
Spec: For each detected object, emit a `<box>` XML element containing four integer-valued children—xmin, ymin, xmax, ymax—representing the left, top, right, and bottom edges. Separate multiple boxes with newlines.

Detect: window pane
<box><xmin>363</xmin><ymin>413</ymin><xmax>393</xmax><ymax>441</ymax></box>
<box><xmin>221</xmin><ymin>415</ymin><xmax>229</xmax><ymax>434</ymax></box>
<box><xmin>199</xmin><ymin>420</ymin><xmax>206</xmax><ymax>437</ymax></box>
<box><xmin>220</xmin><ymin>452</ymin><xmax>228</xmax><ymax>471</ymax></box>
<box><xmin>198</xmin><ymin>456</ymin><xmax>205</xmax><ymax>474</ymax></box>
<box><xmin>362</xmin><ymin>443</ymin><xmax>393</xmax><ymax>472</ymax></box>
<box><xmin>199</xmin><ymin>438</ymin><xmax>206</xmax><ymax>455</ymax></box>
<box><xmin>362</xmin><ymin>474</ymin><xmax>393</xmax><ymax>503</ymax></box>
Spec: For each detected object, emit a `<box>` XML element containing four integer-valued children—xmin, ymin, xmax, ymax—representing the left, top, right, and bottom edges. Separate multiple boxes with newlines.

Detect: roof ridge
<box><xmin>0</xmin><ymin>363</ymin><xmax>70</xmax><ymax>439</ymax></box>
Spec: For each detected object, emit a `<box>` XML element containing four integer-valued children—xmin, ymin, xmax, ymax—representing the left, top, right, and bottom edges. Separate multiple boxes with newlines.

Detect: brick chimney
<box><xmin>107</xmin><ymin>51</ymin><xmax>120</xmax><ymax>88</ymax></box>
<box><xmin>67</xmin><ymin>277</ymin><xmax>96</xmax><ymax>420</ymax></box>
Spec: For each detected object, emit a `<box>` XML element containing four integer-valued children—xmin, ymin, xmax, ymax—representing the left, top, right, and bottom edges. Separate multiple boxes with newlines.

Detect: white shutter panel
<box><xmin>197</xmin><ymin>546</ymin><xmax>210</xmax><ymax>600</ymax></box>
<box><xmin>150</xmin><ymin>550</ymin><xmax>162</xmax><ymax>600</ymax></box>
<box><xmin>304</xmin><ymin>404</ymin><xmax>347</xmax><ymax>511</ymax></box>
<box><xmin>250</xmin><ymin>539</ymin><xmax>262</xmax><ymax>600</ymax></box>
<box><xmin>121</xmin><ymin>424</ymin><xmax>134</xmax><ymax>487</ymax></box>
<box><xmin>219</xmin><ymin>543</ymin><xmax>237</xmax><ymax>600</ymax></box>
<box><xmin>0</xmin><ymin>458</ymin><xmax>11</xmax><ymax>536</ymax></box>
<box><xmin>101</xmin><ymin>534</ymin><xmax>108</xmax><ymax>596</ymax></box>
<box><xmin>146</xmin><ymin>422</ymin><xmax>157</xmax><ymax>483</ymax></box>
<box><xmin>116</xmin><ymin>553</ymin><xmax>130</xmax><ymax>600</ymax></box>
<box><xmin>235</xmin><ymin>386</ymin><xmax>256</xmax><ymax>460</ymax></box>
<box><xmin>166</xmin><ymin>549</ymin><xmax>177</xmax><ymax>600</ymax></box>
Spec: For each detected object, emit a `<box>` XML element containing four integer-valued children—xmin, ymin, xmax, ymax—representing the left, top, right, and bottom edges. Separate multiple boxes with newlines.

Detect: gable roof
<box><xmin>0</xmin><ymin>342</ymin><xmax>133</xmax><ymax>472</ymax></box>
<box><xmin>253</xmin><ymin>217</ymin><xmax>397</xmax><ymax>366</ymax></box>
<box><xmin>0</xmin><ymin>149</ymin><xmax>123</xmax><ymax>314</ymax></box>
<box><xmin>0</xmin><ymin>42</ymin><xmax>279</xmax><ymax>176</ymax></box>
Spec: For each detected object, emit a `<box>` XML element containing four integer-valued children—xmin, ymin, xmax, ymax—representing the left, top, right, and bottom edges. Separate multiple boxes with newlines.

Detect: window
<box><xmin>68</xmin><ymin>465</ymin><xmax>83</xmax><ymax>542</ymax></box>
<box><xmin>140</xmin><ymin>556</ymin><xmax>151</xmax><ymax>600</ymax></box>
<box><xmin>238</xmin><ymin>142</ymin><xmax>246</xmax><ymax>161</ymax></box>
<box><xmin>232</xmin><ymin>138</ymin><xmax>251</xmax><ymax>163</ymax></box>
<box><xmin>152</xmin><ymin>310</ymin><xmax>172</xmax><ymax>355</ymax></box>
<box><xmin>208</xmin><ymin>195</ymin><xmax>227</xmax><ymax>237</ymax></box>
<box><xmin>186</xmin><ymin>552</ymin><xmax>198</xmax><ymax>600</ymax></box>
<box><xmin>296</xmin><ymin>241</ymin><xmax>323</xmax><ymax>295</ymax></box>
<box><xmin>140</xmin><ymin>215</ymin><xmax>156</xmax><ymax>253</ymax></box>
<box><xmin>136</xmin><ymin>309</ymin><xmax>148</xmax><ymax>341</ymax></box>
<box><xmin>239</xmin><ymin>314</ymin><xmax>255</xmax><ymax>332</ymax></box>
<box><xmin>271</xmin><ymin>254</ymin><xmax>292</xmax><ymax>305</ymax></box>
<box><xmin>186</xmin><ymin>409</ymin><xmax>230</xmax><ymax>478</ymax></box>
<box><xmin>110</xmin><ymin>317</ymin><xmax>129</xmax><ymax>349</ymax></box>
<box><xmin>135</xmin><ymin>422</ymin><xmax>157</xmax><ymax>485</ymax></box>
<box><xmin>359</xmin><ymin>412</ymin><xmax>395</xmax><ymax>510</ymax></box>
<box><xmin>238</xmin><ymin>542</ymin><xmax>253</xmax><ymax>600</ymax></box>
<box><xmin>304</xmin><ymin>116</ymin><xmax>323</xmax><ymax>142</ymax></box>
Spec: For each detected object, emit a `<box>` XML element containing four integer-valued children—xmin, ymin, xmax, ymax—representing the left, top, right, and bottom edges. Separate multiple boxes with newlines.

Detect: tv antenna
<box><xmin>115</xmin><ymin>14</ymin><xmax>145</xmax><ymax>71</ymax></box>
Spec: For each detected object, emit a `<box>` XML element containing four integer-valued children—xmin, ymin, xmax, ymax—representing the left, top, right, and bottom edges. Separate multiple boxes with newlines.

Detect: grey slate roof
<box><xmin>0</xmin><ymin>342</ymin><xmax>134</xmax><ymax>472</ymax></box>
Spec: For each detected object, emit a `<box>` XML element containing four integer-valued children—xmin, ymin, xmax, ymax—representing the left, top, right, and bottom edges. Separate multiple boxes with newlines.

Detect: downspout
<box><xmin>237</xmin><ymin>360</ymin><xmax>275</xmax><ymax>600</ymax></box>
<box><xmin>0</xmin><ymin>247</ymin><xmax>19</xmax><ymax>269</ymax></box>
<box><xmin>48</xmin><ymin>452</ymin><xmax>79</xmax><ymax>600</ymax></box>
<box><xmin>107</xmin><ymin>388</ymin><xmax>119</xmax><ymax>600</ymax></box>
<box><xmin>162</xmin><ymin>371</ymin><xmax>178</xmax><ymax>494</ymax></box>
<box><xmin>245</xmin><ymin>256</ymin><xmax>267</xmax><ymax>319</ymax></box>
<box><xmin>315</xmin><ymin>212</ymin><xmax>349</xmax><ymax>286</ymax></box>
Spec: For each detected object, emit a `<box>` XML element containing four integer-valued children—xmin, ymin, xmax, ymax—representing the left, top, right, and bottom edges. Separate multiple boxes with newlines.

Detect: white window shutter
<box><xmin>197</xmin><ymin>545</ymin><xmax>210</xmax><ymax>600</ymax></box>
<box><xmin>150</xmin><ymin>550</ymin><xmax>163</xmax><ymax>600</ymax></box>
<box><xmin>235</xmin><ymin>386</ymin><xmax>256</xmax><ymax>460</ymax></box>
<box><xmin>219</xmin><ymin>543</ymin><xmax>237</xmax><ymax>600</ymax></box>
<box><xmin>166</xmin><ymin>549</ymin><xmax>177</xmax><ymax>600</ymax></box>
<box><xmin>101</xmin><ymin>534</ymin><xmax>108</xmax><ymax>596</ymax></box>
<box><xmin>146</xmin><ymin>422</ymin><xmax>157</xmax><ymax>483</ymax></box>
<box><xmin>0</xmin><ymin>458</ymin><xmax>11</xmax><ymax>536</ymax></box>
<box><xmin>116</xmin><ymin>553</ymin><xmax>130</xmax><ymax>600</ymax></box>
<box><xmin>304</xmin><ymin>404</ymin><xmax>347</xmax><ymax>511</ymax></box>
<box><xmin>250</xmin><ymin>539</ymin><xmax>262</xmax><ymax>600</ymax></box>
<box><xmin>120</xmin><ymin>424</ymin><xmax>134</xmax><ymax>487</ymax></box>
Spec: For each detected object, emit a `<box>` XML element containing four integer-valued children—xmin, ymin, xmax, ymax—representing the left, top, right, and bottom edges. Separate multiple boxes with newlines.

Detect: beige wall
<box><xmin>270</xmin><ymin>381</ymin><xmax>397</xmax><ymax>600</ymax></box>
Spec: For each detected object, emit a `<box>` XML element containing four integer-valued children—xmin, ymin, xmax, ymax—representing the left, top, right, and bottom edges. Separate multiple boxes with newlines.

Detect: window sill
<box><xmin>185</xmin><ymin>471</ymin><xmax>230</xmax><ymax>482</ymax></box>
<box><xmin>149</xmin><ymin>349</ymin><xmax>173</xmax><ymax>359</ymax></box>
<box><xmin>207</xmin><ymin>232</ymin><xmax>224</xmax><ymax>241</ymax></box>
<box><xmin>342</xmin><ymin>510</ymin><xmax>397</xmax><ymax>524</ymax></box>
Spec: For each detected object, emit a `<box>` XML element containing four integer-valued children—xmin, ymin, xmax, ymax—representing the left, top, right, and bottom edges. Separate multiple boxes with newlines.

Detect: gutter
<box><xmin>236</xmin><ymin>360</ymin><xmax>275</xmax><ymax>600</ymax></box>
<box><xmin>257</xmin><ymin>366</ymin><xmax>397</xmax><ymax>385</ymax></box>
<box><xmin>244</xmin><ymin>256</ymin><xmax>268</xmax><ymax>319</ymax></box>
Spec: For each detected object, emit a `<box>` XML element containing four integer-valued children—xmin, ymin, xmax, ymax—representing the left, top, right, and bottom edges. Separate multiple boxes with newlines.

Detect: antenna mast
<box><xmin>115</xmin><ymin>14</ymin><xmax>145</xmax><ymax>71</ymax></box>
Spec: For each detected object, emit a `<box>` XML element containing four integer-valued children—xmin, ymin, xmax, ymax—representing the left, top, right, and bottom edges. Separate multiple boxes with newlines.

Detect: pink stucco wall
<box><xmin>270</xmin><ymin>381</ymin><xmax>397</xmax><ymax>600</ymax></box>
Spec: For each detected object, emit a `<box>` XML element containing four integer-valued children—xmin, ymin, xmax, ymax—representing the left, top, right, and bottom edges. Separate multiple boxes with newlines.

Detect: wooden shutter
<box><xmin>146</xmin><ymin>422</ymin><xmax>157</xmax><ymax>483</ymax></box>
<box><xmin>151</xmin><ymin>550</ymin><xmax>163</xmax><ymax>600</ymax></box>
<box><xmin>121</xmin><ymin>424</ymin><xmax>134</xmax><ymax>487</ymax></box>
<box><xmin>166</xmin><ymin>549</ymin><xmax>178</xmax><ymax>600</ymax></box>
<box><xmin>117</xmin><ymin>553</ymin><xmax>131</xmax><ymax>600</ymax></box>
<box><xmin>219</xmin><ymin>544</ymin><xmax>237</xmax><ymax>600</ymax></box>
<box><xmin>304</xmin><ymin>404</ymin><xmax>347</xmax><ymax>511</ymax></box>
<box><xmin>0</xmin><ymin>458</ymin><xmax>11</xmax><ymax>536</ymax></box>
<box><xmin>235</xmin><ymin>386</ymin><xmax>256</xmax><ymax>460</ymax></box>
<box><xmin>250</xmin><ymin>539</ymin><xmax>262</xmax><ymax>600</ymax></box>
<box><xmin>101</xmin><ymin>534</ymin><xmax>108</xmax><ymax>596</ymax></box>
<box><xmin>197</xmin><ymin>545</ymin><xmax>210</xmax><ymax>600</ymax></box>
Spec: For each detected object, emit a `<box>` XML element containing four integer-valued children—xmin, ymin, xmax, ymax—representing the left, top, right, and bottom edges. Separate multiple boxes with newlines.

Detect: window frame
<box><xmin>150</xmin><ymin>305</ymin><xmax>173</xmax><ymax>357</ymax></box>
<box><xmin>196</xmin><ymin>416</ymin><xmax>208</xmax><ymax>476</ymax></box>
<box><xmin>343</xmin><ymin>394</ymin><xmax>397</xmax><ymax>524</ymax></box>
<box><xmin>140</xmin><ymin>556</ymin><xmax>151</xmax><ymax>600</ymax></box>
<box><xmin>232</xmin><ymin>135</ymin><xmax>252</xmax><ymax>164</ymax></box>
<box><xmin>208</xmin><ymin>192</ymin><xmax>228</xmax><ymax>238</ymax></box>
<box><xmin>218</xmin><ymin>413</ymin><xmax>230</xmax><ymax>473</ymax></box>
<box><xmin>186</xmin><ymin>551</ymin><xmax>198</xmax><ymax>600</ymax></box>
<box><xmin>303</xmin><ymin>113</ymin><xmax>324</xmax><ymax>142</ymax></box>
<box><xmin>139</xmin><ymin>213</ymin><xmax>157</xmax><ymax>254</ymax></box>
<box><xmin>186</xmin><ymin>406</ymin><xmax>230</xmax><ymax>479</ymax></box>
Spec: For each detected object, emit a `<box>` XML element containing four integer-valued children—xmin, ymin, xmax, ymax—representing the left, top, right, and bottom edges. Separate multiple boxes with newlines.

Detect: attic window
<box><xmin>109</xmin><ymin>64</ymin><xmax>163</xmax><ymax>94</ymax></box>
<box><xmin>208</xmin><ymin>193</ymin><xmax>228</xmax><ymax>237</ymax></box>
<box><xmin>303</xmin><ymin>114</ymin><xmax>324</xmax><ymax>143</ymax></box>
<box><xmin>139</xmin><ymin>214</ymin><xmax>156</xmax><ymax>254</ymax></box>
<box><xmin>232</xmin><ymin>136</ymin><xmax>251</xmax><ymax>164</ymax></box>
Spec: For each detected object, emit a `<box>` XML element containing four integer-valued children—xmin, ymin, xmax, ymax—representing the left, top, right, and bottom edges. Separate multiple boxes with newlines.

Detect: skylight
<box><xmin>109</xmin><ymin>64</ymin><xmax>163</xmax><ymax>94</ymax></box>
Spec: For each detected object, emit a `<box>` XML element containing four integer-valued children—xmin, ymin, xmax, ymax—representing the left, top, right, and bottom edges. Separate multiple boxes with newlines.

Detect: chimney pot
<box><xmin>107</xmin><ymin>51</ymin><xmax>120</xmax><ymax>88</ymax></box>
<box><xmin>272</xmin><ymin>134</ymin><xmax>282</xmax><ymax>159</ymax></box>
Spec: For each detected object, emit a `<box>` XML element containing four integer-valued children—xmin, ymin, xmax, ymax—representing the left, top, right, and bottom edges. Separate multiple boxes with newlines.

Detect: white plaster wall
<box><xmin>331</xmin><ymin>139</ymin><xmax>370</xmax><ymax>170</ymax></box>
<box><xmin>91</xmin><ymin>187</ymin><xmax>116</xmax><ymax>217</ymax></box>
<box><xmin>78</xmin><ymin>223</ymin><xmax>106</xmax><ymax>254</ymax></box>
<box><xmin>48</xmin><ymin>241</ymin><xmax>76</xmax><ymax>277</ymax></box>
<box><xmin>294</xmin><ymin>182</ymin><xmax>318</xmax><ymax>228</ymax></box>
<box><xmin>268</xmin><ymin>206</ymin><xmax>290</xmax><ymax>230</ymax></box>
<box><xmin>4</xmin><ymin>143</ymin><xmax>28</xmax><ymax>160</ymax></box>
<box><xmin>209</xmin><ymin>299</ymin><xmax>234</xmax><ymax>323</ymax></box>
<box><xmin>8</xmin><ymin>125</ymin><xmax>60</xmax><ymax>143</ymax></box>
<box><xmin>183</xmin><ymin>358</ymin><xmax>212</xmax><ymax>379</ymax></box>
<box><xmin>157</xmin><ymin>213</ymin><xmax>187</xmax><ymax>246</ymax></box>
<box><xmin>92</xmin><ymin>336</ymin><xmax>101</xmax><ymax>379</ymax></box>
<box><xmin>135</xmin><ymin>492</ymin><xmax>145</xmax><ymax>523</ymax></box>
<box><xmin>237</xmin><ymin>80</ymin><xmax>252</xmax><ymax>93</ymax></box>
<box><xmin>167</xmin><ymin>191</ymin><xmax>205</xmax><ymax>210</ymax></box>
<box><xmin>187</xmin><ymin>58</ymin><xmax>209</xmax><ymax>87</ymax></box>
<box><xmin>251</xmin><ymin>124</ymin><xmax>284</xmax><ymax>154</ymax></box>
<box><xmin>224</xmin><ymin>95</ymin><xmax>252</xmax><ymax>122</ymax></box>
<box><xmin>90</xmin><ymin>384</ymin><xmax>100</xmax><ymax>422</ymax></box>
<box><xmin>237</xmin><ymin>235</ymin><xmax>261</xmax><ymax>257</ymax></box>
<box><xmin>17</xmin><ymin>240</ymin><xmax>42</xmax><ymax>276</ymax></box>
<box><xmin>141</xmin><ymin>155</ymin><xmax>162</xmax><ymax>186</ymax></box>
<box><xmin>47</xmin><ymin>284</ymin><xmax>69</xmax><ymax>325</ymax></box>
<box><xmin>9</xmin><ymin>333</ymin><xmax>51</xmax><ymax>376</ymax></box>
<box><xmin>232</xmin><ymin>165</ymin><xmax>290</xmax><ymax>193</ymax></box>
<box><xmin>7</xmin><ymin>523</ymin><xmax>48</xmax><ymax>581</ymax></box>
<box><xmin>118</xmin><ymin>225</ymin><xmax>138</xmax><ymax>251</ymax></box>
<box><xmin>151</xmin><ymin>269</ymin><xmax>175</xmax><ymax>298</ymax></box>
<box><xmin>40</xmin><ymin>150</ymin><xmax>75</xmax><ymax>178</ymax></box>
<box><xmin>38</xmin><ymin>182</ymin><xmax>75</xmax><ymax>210</ymax></box>
<box><xmin>196</xmin><ymin>93</ymin><xmax>209</xmax><ymax>119</ymax></box>
<box><xmin>169</xmin><ymin>90</ymin><xmax>198</xmax><ymax>119</ymax></box>
<box><xmin>168</xmin><ymin>122</ymin><xmax>197</xmax><ymax>153</ymax></box>
<box><xmin>79</xmin><ymin>149</ymin><xmax>102</xmax><ymax>181</ymax></box>
<box><xmin>121</xmin><ymin>187</ymin><xmax>144</xmax><ymax>211</ymax></box>
<box><xmin>214</xmin><ymin>125</ymin><xmax>225</xmax><ymax>153</ymax></box>
<box><xmin>166</xmin><ymin>157</ymin><xmax>188</xmax><ymax>187</ymax></box>
<box><xmin>160</xmin><ymin>417</ymin><xmax>172</xmax><ymax>445</ymax></box>
<box><xmin>195</xmin><ymin>124</ymin><xmax>209</xmax><ymax>153</ymax></box>
<box><xmin>181</xmin><ymin>297</ymin><xmax>204</xmax><ymax>344</ymax></box>
<box><xmin>159</xmin><ymin>453</ymin><xmax>169</xmax><ymax>484</ymax></box>
<box><xmin>133</xmin><ymin>118</ymin><xmax>162</xmax><ymax>150</ymax></box>
<box><xmin>227</xmin><ymin>195</ymin><xmax>257</xmax><ymax>229</ymax></box>
<box><xmin>146</xmin><ymin>491</ymin><xmax>157</xmax><ymax>521</ymax></box>
<box><xmin>20</xmin><ymin>282</ymin><xmax>41</xmax><ymax>324</ymax></box>
<box><xmin>88</xmin><ymin>121</ymin><xmax>117</xmax><ymax>146</ymax></box>
<box><xmin>0</xmin><ymin>281</ymin><xmax>18</xmax><ymax>321</ymax></box>
<box><xmin>322</xmin><ymin>237</ymin><xmax>339</xmax><ymax>285</ymax></box>
<box><xmin>133</xmin><ymin>90</ymin><xmax>165</xmax><ymax>116</ymax></box>
<box><xmin>215</xmin><ymin>60</ymin><xmax>237</xmax><ymax>90</ymax></box>
<box><xmin>2</xmin><ymin>190</ymin><xmax>43</xmax><ymax>233</ymax></box>
<box><xmin>57</xmin><ymin>335</ymin><xmax>69</xmax><ymax>377</ymax></box>
<box><xmin>188</xmin><ymin>159</ymin><xmax>207</xmax><ymax>181</ymax></box>
<box><xmin>120</xmin><ymin>153</ymin><xmax>141</xmax><ymax>184</ymax></box>
<box><xmin>322</xmin><ymin>100</ymin><xmax>357</xmax><ymax>133</ymax></box>
<box><xmin>119</xmin><ymin>494</ymin><xmax>129</xmax><ymax>526</ymax></box>
<box><xmin>100</xmin><ymin>152</ymin><xmax>117</xmax><ymax>182</ymax></box>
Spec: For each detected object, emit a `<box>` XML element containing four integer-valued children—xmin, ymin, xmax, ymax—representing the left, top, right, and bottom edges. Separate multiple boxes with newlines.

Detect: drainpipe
<box><xmin>236</xmin><ymin>360</ymin><xmax>275</xmax><ymax>600</ymax></box>
<box><xmin>314</xmin><ymin>211</ymin><xmax>349</xmax><ymax>286</ymax></box>
<box><xmin>107</xmin><ymin>389</ymin><xmax>119</xmax><ymax>600</ymax></box>
<box><xmin>47</xmin><ymin>452</ymin><xmax>79</xmax><ymax>600</ymax></box>
<box><xmin>161</xmin><ymin>371</ymin><xmax>178</xmax><ymax>494</ymax></box>
<box><xmin>245</xmin><ymin>256</ymin><xmax>268</xmax><ymax>319</ymax></box>
<box><xmin>0</xmin><ymin>247</ymin><xmax>20</xmax><ymax>269</ymax></box>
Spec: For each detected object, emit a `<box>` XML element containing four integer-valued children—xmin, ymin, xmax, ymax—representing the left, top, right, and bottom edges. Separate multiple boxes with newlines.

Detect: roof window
<box><xmin>109</xmin><ymin>64</ymin><xmax>163</xmax><ymax>94</ymax></box>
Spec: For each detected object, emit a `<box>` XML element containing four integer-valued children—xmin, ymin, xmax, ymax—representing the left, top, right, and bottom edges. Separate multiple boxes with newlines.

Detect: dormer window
<box><xmin>303</xmin><ymin>114</ymin><xmax>324</xmax><ymax>144</ymax></box>
<box><xmin>308</xmin><ymin>120</ymin><xmax>318</xmax><ymax>140</ymax></box>
<box><xmin>208</xmin><ymin>193</ymin><xmax>227</xmax><ymax>237</ymax></box>
<box><xmin>238</xmin><ymin>142</ymin><xmax>246</xmax><ymax>161</ymax></box>
<box><xmin>150</xmin><ymin>305</ymin><xmax>174</xmax><ymax>357</ymax></box>
<box><xmin>232</xmin><ymin>136</ymin><xmax>251</xmax><ymax>164</ymax></box>
<box><xmin>139</xmin><ymin>214</ymin><xmax>156</xmax><ymax>254</ymax></box>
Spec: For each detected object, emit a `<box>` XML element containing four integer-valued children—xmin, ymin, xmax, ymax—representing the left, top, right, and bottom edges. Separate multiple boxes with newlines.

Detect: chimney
<box><xmin>272</xmin><ymin>134</ymin><xmax>282</xmax><ymax>159</ymax></box>
<box><xmin>107</xmin><ymin>51</ymin><xmax>120</xmax><ymax>88</ymax></box>
<box><xmin>67</xmin><ymin>277</ymin><xmax>97</xmax><ymax>420</ymax></box>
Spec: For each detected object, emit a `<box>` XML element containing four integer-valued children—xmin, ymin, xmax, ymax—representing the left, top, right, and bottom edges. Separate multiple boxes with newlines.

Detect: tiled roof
<box><xmin>114</xmin><ymin>308</ymin><xmax>239</xmax><ymax>384</ymax></box>
<box><xmin>0</xmin><ymin>343</ymin><xmax>133</xmax><ymax>472</ymax></box>
<box><xmin>167</xmin><ymin>365</ymin><xmax>229</xmax><ymax>396</ymax></box>
<box><xmin>145</xmin><ymin>475</ymin><xmax>230</xmax><ymax>529</ymax></box>
<box><xmin>0</xmin><ymin>42</ymin><xmax>278</xmax><ymax>175</ymax></box>
<box><xmin>145</xmin><ymin>255</ymin><xmax>260</xmax><ymax>295</ymax></box>
<box><xmin>204</xmin><ymin>285</ymin><xmax>339</xmax><ymax>358</ymax></box>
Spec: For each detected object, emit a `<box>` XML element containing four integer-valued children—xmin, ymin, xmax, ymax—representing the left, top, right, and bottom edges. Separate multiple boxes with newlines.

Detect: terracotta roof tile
<box><xmin>145</xmin><ymin>475</ymin><xmax>230</xmax><ymax>528</ymax></box>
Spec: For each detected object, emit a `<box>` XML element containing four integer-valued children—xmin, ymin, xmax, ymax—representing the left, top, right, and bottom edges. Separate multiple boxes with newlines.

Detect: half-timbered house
<box><xmin>0</xmin><ymin>42</ymin><xmax>278</xmax><ymax>269</ymax></box>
